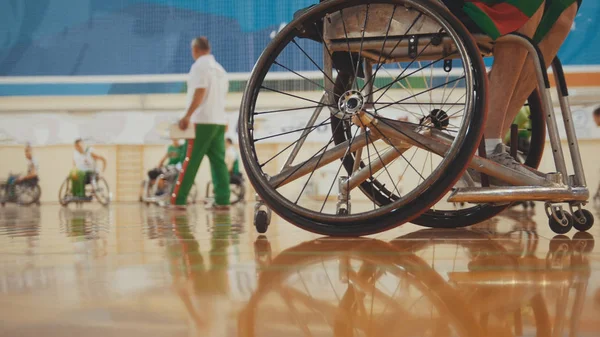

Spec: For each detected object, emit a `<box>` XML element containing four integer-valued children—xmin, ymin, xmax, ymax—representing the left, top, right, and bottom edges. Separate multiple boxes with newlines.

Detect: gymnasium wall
<box><xmin>1</xmin><ymin>0</ymin><xmax>600</xmax><ymax>95</ymax></box>
<box><xmin>2</xmin><ymin>0</ymin><xmax>600</xmax><ymax>202</ymax></box>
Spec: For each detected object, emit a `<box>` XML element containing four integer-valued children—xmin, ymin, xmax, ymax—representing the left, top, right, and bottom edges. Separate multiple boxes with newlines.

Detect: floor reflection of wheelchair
<box><xmin>242</xmin><ymin>230</ymin><xmax>593</xmax><ymax>337</ymax></box>
<box><xmin>58</xmin><ymin>172</ymin><xmax>111</xmax><ymax>206</ymax></box>
<box><xmin>240</xmin><ymin>0</ymin><xmax>594</xmax><ymax>236</ymax></box>
<box><xmin>140</xmin><ymin>169</ymin><xmax>198</xmax><ymax>206</ymax></box>
<box><xmin>205</xmin><ymin>173</ymin><xmax>246</xmax><ymax>206</ymax></box>
<box><xmin>0</xmin><ymin>177</ymin><xmax>41</xmax><ymax>206</ymax></box>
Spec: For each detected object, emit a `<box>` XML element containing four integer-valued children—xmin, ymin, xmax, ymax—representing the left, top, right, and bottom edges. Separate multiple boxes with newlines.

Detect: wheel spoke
<box><xmin>367</xmin><ymin>13</ymin><xmax>424</xmax><ymax>90</ymax></box>
<box><xmin>291</xmin><ymin>39</ymin><xmax>338</xmax><ymax>91</ymax></box>
<box><xmin>254</xmin><ymin>105</ymin><xmax>329</xmax><ymax>116</ymax></box>
<box><xmin>320</xmin><ymin>124</ymin><xmax>361</xmax><ymax>212</ymax></box>
<box><xmin>352</xmin><ymin>4</ymin><xmax>370</xmax><ymax>91</ymax></box>
<box><xmin>273</xmin><ymin>61</ymin><xmax>337</xmax><ymax>97</ymax></box>
<box><xmin>254</xmin><ymin>120</ymin><xmax>332</xmax><ymax>143</ymax></box>
<box><xmin>260</xmin><ymin>86</ymin><xmax>336</xmax><ymax>107</ymax></box>
<box><xmin>260</xmin><ymin>116</ymin><xmax>333</xmax><ymax>168</ymax></box>
<box><xmin>376</xmin><ymin>76</ymin><xmax>466</xmax><ymax>111</ymax></box>
<box><xmin>293</xmin><ymin>116</ymin><xmax>347</xmax><ymax>203</ymax></box>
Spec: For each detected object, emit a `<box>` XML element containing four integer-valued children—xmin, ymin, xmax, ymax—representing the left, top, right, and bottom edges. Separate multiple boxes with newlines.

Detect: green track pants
<box><xmin>171</xmin><ymin>124</ymin><xmax>230</xmax><ymax>206</ymax></box>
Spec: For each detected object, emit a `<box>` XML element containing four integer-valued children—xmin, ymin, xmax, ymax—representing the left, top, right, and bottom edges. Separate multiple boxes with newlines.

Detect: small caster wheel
<box><xmin>548</xmin><ymin>212</ymin><xmax>573</xmax><ymax>234</ymax></box>
<box><xmin>337</xmin><ymin>208</ymin><xmax>348</xmax><ymax>215</ymax></box>
<box><xmin>572</xmin><ymin>231</ymin><xmax>595</xmax><ymax>254</ymax></box>
<box><xmin>255</xmin><ymin>210</ymin><xmax>270</xmax><ymax>234</ymax></box>
<box><xmin>549</xmin><ymin>234</ymin><xmax>571</xmax><ymax>252</ymax></box>
<box><xmin>572</xmin><ymin>209</ymin><xmax>594</xmax><ymax>232</ymax></box>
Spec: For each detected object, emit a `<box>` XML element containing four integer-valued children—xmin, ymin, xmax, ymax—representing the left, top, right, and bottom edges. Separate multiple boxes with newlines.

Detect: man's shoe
<box><xmin>466</xmin><ymin>144</ymin><xmax>541</xmax><ymax>186</ymax></box>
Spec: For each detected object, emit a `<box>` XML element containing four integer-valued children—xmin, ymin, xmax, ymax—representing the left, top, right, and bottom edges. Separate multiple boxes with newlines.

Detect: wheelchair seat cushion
<box><xmin>444</xmin><ymin>0</ymin><xmax>581</xmax><ymax>43</ymax></box>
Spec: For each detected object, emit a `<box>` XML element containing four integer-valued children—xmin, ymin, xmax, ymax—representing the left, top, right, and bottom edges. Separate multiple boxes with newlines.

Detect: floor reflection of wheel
<box><xmin>58</xmin><ymin>177</ymin><xmax>71</xmax><ymax>206</ymax></box>
<box><xmin>93</xmin><ymin>177</ymin><xmax>111</xmax><ymax>206</ymax></box>
<box><xmin>240</xmin><ymin>239</ymin><xmax>481</xmax><ymax>337</ymax></box>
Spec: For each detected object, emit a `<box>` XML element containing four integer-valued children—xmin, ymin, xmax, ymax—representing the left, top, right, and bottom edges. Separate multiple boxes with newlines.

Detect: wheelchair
<box><xmin>0</xmin><ymin>176</ymin><xmax>41</xmax><ymax>206</ymax></box>
<box><xmin>140</xmin><ymin>167</ymin><xmax>198</xmax><ymax>206</ymax></box>
<box><xmin>204</xmin><ymin>173</ymin><xmax>246</xmax><ymax>206</ymax></box>
<box><xmin>239</xmin><ymin>0</ymin><xmax>594</xmax><ymax>236</ymax></box>
<box><xmin>58</xmin><ymin>172</ymin><xmax>111</xmax><ymax>206</ymax></box>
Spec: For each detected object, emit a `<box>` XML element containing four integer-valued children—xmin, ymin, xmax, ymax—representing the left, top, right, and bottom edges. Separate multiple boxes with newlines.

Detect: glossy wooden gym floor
<box><xmin>1</xmin><ymin>203</ymin><xmax>599</xmax><ymax>336</ymax></box>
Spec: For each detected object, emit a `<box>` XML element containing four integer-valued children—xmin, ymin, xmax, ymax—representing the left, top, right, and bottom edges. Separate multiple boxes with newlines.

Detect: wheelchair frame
<box><xmin>141</xmin><ymin>173</ymin><xmax>197</xmax><ymax>206</ymax></box>
<box><xmin>59</xmin><ymin>172</ymin><xmax>111</xmax><ymax>206</ymax></box>
<box><xmin>249</xmin><ymin>1</ymin><xmax>592</xmax><ymax>234</ymax></box>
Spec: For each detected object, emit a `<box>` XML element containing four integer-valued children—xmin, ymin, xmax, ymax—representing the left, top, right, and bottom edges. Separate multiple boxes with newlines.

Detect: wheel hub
<box><xmin>420</xmin><ymin>109</ymin><xmax>449</xmax><ymax>130</ymax></box>
<box><xmin>337</xmin><ymin>90</ymin><xmax>365</xmax><ymax>120</ymax></box>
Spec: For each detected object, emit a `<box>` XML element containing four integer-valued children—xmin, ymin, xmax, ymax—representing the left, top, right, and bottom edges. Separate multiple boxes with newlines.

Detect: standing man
<box><xmin>172</xmin><ymin>37</ymin><xmax>230</xmax><ymax>209</ymax></box>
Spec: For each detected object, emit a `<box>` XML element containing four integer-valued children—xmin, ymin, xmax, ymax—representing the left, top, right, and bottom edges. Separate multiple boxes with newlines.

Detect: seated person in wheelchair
<box><xmin>146</xmin><ymin>139</ymin><xmax>185</xmax><ymax>196</ymax></box>
<box><xmin>302</xmin><ymin>0</ymin><xmax>579</xmax><ymax>182</ymax></box>
<box><xmin>5</xmin><ymin>144</ymin><xmax>39</xmax><ymax>197</ymax></box>
<box><xmin>225</xmin><ymin>137</ymin><xmax>243</xmax><ymax>185</ymax></box>
<box><xmin>71</xmin><ymin>138</ymin><xmax>107</xmax><ymax>199</ymax></box>
<box><xmin>442</xmin><ymin>0</ymin><xmax>580</xmax><ymax>180</ymax></box>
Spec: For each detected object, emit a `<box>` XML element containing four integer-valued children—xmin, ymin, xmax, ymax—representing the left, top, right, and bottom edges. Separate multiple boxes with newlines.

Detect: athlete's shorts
<box><xmin>444</xmin><ymin>0</ymin><xmax>581</xmax><ymax>43</ymax></box>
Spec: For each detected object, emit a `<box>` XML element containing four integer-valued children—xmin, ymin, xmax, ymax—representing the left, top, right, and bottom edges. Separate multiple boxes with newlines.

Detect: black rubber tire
<box><xmin>549</xmin><ymin>212</ymin><xmax>573</xmax><ymax>235</ymax></box>
<box><xmin>231</xmin><ymin>183</ymin><xmax>246</xmax><ymax>205</ymax></box>
<box><xmin>572</xmin><ymin>209</ymin><xmax>594</xmax><ymax>232</ymax></box>
<box><xmin>239</xmin><ymin>0</ymin><xmax>488</xmax><ymax>236</ymax></box>
<box><xmin>94</xmin><ymin>177</ymin><xmax>111</xmax><ymax>206</ymax></box>
<box><xmin>411</xmin><ymin>90</ymin><xmax>545</xmax><ymax>228</ymax></box>
<box><xmin>58</xmin><ymin>178</ymin><xmax>71</xmax><ymax>206</ymax></box>
<box><xmin>255</xmin><ymin>210</ymin><xmax>269</xmax><ymax>234</ymax></box>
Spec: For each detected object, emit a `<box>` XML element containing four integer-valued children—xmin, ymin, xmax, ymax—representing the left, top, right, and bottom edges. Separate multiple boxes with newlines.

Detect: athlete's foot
<box><xmin>212</xmin><ymin>204</ymin><xmax>230</xmax><ymax>212</ymax></box>
<box><xmin>166</xmin><ymin>204</ymin><xmax>187</xmax><ymax>210</ymax></box>
<box><xmin>466</xmin><ymin>144</ymin><xmax>541</xmax><ymax>186</ymax></box>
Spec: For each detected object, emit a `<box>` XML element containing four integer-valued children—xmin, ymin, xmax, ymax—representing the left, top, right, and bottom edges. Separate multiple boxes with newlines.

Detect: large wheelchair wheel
<box><xmin>16</xmin><ymin>184</ymin><xmax>41</xmax><ymax>206</ymax></box>
<box><xmin>58</xmin><ymin>177</ymin><xmax>72</xmax><ymax>206</ymax></box>
<box><xmin>93</xmin><ymin>177</ymin><xmax>111</xmax><ymax>206</ymax></box>
<box><xmin>205</xmin><ymin>180</ymin><xmax>245</xmax><ymax>205</ymax></box>
<box><xmin>239</xmin><ymin>0</ymin><xmax>487</xmax><ymax>235</ymax></box>
<box><xmin>412</xmin><ymin>90</ymin><xmax>546</xmax><ymax>228</ymax></box>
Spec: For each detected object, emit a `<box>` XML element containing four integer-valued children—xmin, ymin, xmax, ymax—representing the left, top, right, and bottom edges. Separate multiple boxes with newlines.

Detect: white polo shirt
<box><xmin>186</xmin><ymin>54</ymin><xmax>229</xmax><ymax>125</ymax></box>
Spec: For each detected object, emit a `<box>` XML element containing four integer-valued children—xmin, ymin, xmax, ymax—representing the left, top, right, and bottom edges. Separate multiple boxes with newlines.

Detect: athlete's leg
<box><xmin>484</xmin><ymin>3</ymin><xmax>545</xmax><ymax>147</ymax></box>
<box><xmin>502</xmin><ymin>3</ymin><xmax>578</xmax><ymax>134</ymax></box>
<box><xmin>205</xmin><ymin>125</ymin><xmax>231</xmax><ymax>206</ymax></box>
<box><xmin>70</xmin><ymin>169</ymin><xmax>85</xmax><ymax>197</ymax></box>
<box><xmin>172</xmin><ymin>124</ymin><xmax>218</xmax><ymax>206</ymax></box>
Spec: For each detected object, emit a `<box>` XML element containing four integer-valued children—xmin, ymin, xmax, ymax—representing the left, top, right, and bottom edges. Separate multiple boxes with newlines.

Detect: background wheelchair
<box><xmin>204</xmin><ymin>172</ymin><xmax>246</xmax><ymax>206</ymax></box>
<box><xmin>0</xmin><ymin>176</ymin><xmax>41</xmax><ymax>206</ymax></box>
<box><xmin>239</xmin><ymin>0</ymin><xmax>594</xmax><ymax>235</ymax></box>
<box><xmin>59</xmin><ymin>172</ymin><xmax>111</xmax><ymax>206</ymax></box>
<box><xmin>140</xmin><ymin>168</ymin><xmax>198</xmax><ymax>206</ymax></box>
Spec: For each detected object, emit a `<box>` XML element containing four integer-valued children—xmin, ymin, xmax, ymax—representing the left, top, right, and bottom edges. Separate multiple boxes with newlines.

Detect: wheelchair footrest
<box><xmin>448</xmin><ymin>186</ymin><xmax>589</xmax><ymax>204</ymax></box>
